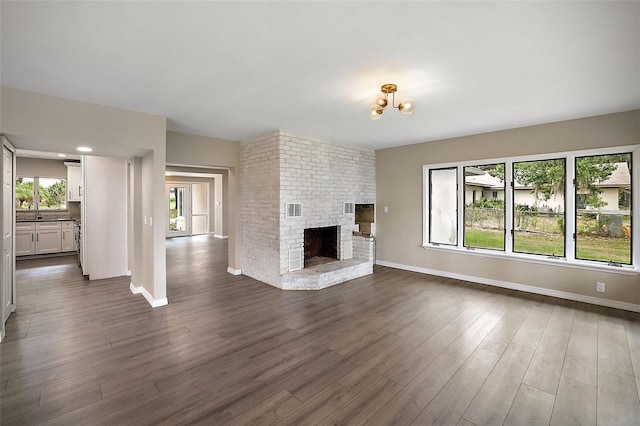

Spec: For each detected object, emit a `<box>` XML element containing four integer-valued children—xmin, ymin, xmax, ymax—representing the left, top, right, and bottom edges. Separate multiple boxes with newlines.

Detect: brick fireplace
<box><xmin>241</xmin><ymin>130</ymin><xmax>376</xmax><ymax>290</ymax></box>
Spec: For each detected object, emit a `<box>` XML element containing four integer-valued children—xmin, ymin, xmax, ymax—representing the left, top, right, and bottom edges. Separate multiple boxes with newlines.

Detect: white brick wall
<box><xmin>240</xmin><ymin>133</ymin><xmax>281</xmax><ymax>287</ymax></box>
<box><xmin>278</xmin><ymin>131</ymin><xmax>375</xmax><ymax>275</ymax></box>
<box><xmin>241</xmin><ymin>130</ymin><xmax>376</xmax><ymax>289</ymax></box>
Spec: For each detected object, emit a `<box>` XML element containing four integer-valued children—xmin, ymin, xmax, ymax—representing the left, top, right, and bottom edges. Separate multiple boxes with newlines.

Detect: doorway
<box><xmin>166</xmin><ymin>182</ymin><xmax>210</xmax><ymax>237</ymax></box>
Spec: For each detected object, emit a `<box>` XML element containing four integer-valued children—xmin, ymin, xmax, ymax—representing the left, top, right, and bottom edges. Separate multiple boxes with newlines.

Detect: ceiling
<box><xmin>1</xmin><ymin>1</ymin><xmax>638</xmax><ymax>151</ymax></box>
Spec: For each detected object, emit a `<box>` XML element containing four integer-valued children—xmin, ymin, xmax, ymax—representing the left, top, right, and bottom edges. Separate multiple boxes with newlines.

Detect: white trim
<box><xmin>0</xmin><ymin>329</ymin><xmax>5</xmax><ymax>342</ymax></box>
<box><xmin>214</xmin><ymin>234</ymin><xmax>229</xmax><ymax>239</ymax></box>
<box><xmin>227</xmin><ymin>267</ymin><xmax>242</xmax><ymax>275</ymax></box>
<box><xmin>130</xmin><ymin>282</ymin><xmax>168</xmax><ymax>308</ymax></box>
<box><xmin>376</xmin><ymin>260</ymin><xmax>640</xmax><ymax>313</ymax></box>
<box><xmin>420</xmin><ymin>244</ymin><xmax>638</xmax><ymax>276</ymax></box>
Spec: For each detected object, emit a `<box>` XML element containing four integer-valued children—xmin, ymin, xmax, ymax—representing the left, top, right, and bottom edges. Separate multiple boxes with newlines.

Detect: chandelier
<box><xmin>368</xmin><ymin>84</ymin><xmax>415</xmax><ymax>120</ymax></box>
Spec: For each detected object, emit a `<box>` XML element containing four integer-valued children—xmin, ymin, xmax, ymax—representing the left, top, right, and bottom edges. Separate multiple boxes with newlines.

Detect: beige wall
<box><xmin>84</xmin><ymin>156</ymin><xmax>128</xmax><ymax>280</ymax></box>
<box><xmin>166</xmin><ymin>131</ymin><xmax>241</xmax><ymax>272</ymax></box>
<box><xmin>1</xmin><ymin>87</ymin><xmax>167</xmax><ymax>305</ymax></box>
<box><xmin>376</xmin><ymin>110</ymin><xmax>640</xmax><ymax>308</ymax></box>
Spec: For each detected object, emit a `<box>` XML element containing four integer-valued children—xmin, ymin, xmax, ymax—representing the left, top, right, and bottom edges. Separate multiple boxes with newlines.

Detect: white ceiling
<box><xmin>1</xmin><ymin>1</ymin><xmax>638</xmax><ymax>151</ymax></box>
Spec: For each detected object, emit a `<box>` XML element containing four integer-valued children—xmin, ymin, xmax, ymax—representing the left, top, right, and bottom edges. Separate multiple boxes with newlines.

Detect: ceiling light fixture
<box><xmin>76</xmin><ymin>146</ymin><xmax>93</xmax><ymax>153</ymax></box>
<box><xmin>368</xmin><ymin>83</ymin><xmax>415</xmax><ymax>120</ymax></box>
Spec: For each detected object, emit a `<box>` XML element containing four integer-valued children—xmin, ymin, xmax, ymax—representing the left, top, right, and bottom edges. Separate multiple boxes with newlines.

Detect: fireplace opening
<box><xmin>304</xmin><ymin>226</ymin><xmax>338</xmax><ymax>268</ymax></box>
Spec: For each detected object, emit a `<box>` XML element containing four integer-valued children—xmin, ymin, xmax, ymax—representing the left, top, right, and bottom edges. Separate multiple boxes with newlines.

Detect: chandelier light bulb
<box><xmin>398</xmin><ymin>98</ymin><xmax>415</xmax><ymax>115</ymax></box>
<box><xmin>375</xmin><ymin>94</ymin><xmax>388</xmax><ymax>108</ymax></box>
<box><xmin>368</xmin><ymin>105</ymin><xmax>383</xmax><ymax>120</ymax></box>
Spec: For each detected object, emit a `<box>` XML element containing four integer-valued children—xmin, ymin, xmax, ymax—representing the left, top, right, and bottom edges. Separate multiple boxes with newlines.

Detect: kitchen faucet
<box><xmin>34</xmin><ymin>201</ymin><xmax>41</xmax><ymax>220</ymax></box>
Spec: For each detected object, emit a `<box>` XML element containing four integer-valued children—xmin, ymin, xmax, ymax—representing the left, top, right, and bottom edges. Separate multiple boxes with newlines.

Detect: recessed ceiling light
<box><xmin>76</xmin><ymin>147</ymin><xmax>93</xmax><ymax>152</ymax></box>
<box><xmin>57</xmin><ymin>153</ymin><xmax>66</xmax><ymax>157</ymax></box>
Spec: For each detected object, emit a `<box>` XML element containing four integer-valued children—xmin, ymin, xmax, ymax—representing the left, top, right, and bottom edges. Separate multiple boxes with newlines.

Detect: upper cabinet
<box><xmin>65</xmin><ymin>162</ymin><xmax>82</xmax><ymax>202</ymax></box>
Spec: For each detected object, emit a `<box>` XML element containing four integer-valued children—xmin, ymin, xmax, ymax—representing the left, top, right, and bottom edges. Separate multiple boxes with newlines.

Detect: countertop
<box><xmin>16</xmin><ymin>218</ymin><xmax>78</xmax><ymax>223</ymax></box>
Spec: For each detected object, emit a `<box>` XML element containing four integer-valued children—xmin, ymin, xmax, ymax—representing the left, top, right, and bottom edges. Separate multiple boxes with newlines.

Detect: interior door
<box><xmin>167</xmin><ymin>184</ymin><xmax>191</xmax><ymax>237</ymax></box>
<box><xmin>2</xmin><ymin>144</ymin><xmax>15</xmax><ymax>328</ymax></box>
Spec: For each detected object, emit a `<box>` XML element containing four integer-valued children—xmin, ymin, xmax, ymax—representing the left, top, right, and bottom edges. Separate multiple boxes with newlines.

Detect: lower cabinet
<box><xmin>35</xmin><ymin>223</ymin><xmax>62</xmax><ymax>254</ymax></box>
<box><xmin>61</xmin><ymin>221</ymin><xmax>76</xmax><ymax>252</ymax></box>
<box><xmin>15</xmin><ymin>223</ymin><xmax>36</xmax><ymax>256</ymax></box>
<box><xmin>16</xmin><ymin>221</ymin><xmax>76</xmax><ymax>256</ymax></box>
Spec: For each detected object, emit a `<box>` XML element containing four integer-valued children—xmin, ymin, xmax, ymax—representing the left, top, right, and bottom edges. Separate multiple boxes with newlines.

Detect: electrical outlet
<box><xmin>597</xmin><ymin>282</ymin><xmax>605</xmax><ymax>293</ymax></box>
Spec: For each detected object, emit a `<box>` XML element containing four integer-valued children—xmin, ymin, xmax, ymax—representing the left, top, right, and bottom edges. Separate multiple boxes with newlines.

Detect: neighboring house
<box><xmin>464</xmin><ymin>172</ymin><xmax>504</xmax><ymax>204</ymax></box>
<box><xmin>587</xmin><ymin>162</ymin><xmax>631</xmax><ymax>211</ymax></box>
<box><xmin>463</xmin><ymin>162</ymin><xmax>631</xmax><ymax>212</ymax></box>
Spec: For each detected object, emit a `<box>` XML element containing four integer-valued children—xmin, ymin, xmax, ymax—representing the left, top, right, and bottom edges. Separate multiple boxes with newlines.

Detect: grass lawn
<box><xmin>465</xmin><ymin>228</ymin><xmax>630</xmax><ymax>264</ymax></box>
<box><xmin>464</xmin><ymin>229</ymin><xmax>504</xmax><ymax>250</ymax></box>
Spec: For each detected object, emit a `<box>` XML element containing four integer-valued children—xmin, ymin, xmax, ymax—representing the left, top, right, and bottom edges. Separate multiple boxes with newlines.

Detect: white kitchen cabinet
<box><xmin>15</xmin><ymin>222</ymin><xmax>36</xmax><ymax>256</ymax></box>
<box><xmin>35</xmin><ymin>222</ymin><xmax>62</xmax><ymax>254</ymax></box>
<box><xmin>61</xmin><ymin>221</ymin><xmax>76</xmax><ymax>252</ymax></box>
<box><xmin>66</xmin><ymin>162</ymin><xmax>82</xmax><ymax>202</ymax></box>
<box><xmin>16</xmin><ymin>221</ymin><xmax>78</xmax><ymax>256</ymax></box>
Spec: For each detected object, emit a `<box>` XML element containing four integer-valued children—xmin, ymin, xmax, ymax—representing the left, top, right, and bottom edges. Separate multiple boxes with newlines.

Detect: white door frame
<box><xmin>1</xmin><ymin>136</ymin><xmax>16</xmax><ymax>341</ymax></box>
<box><xmin>166</xmin><ymin>183</ymin><xmax>191</xmax><ymax>237</ymax></box>
<box><xmin>165</xmin><ymin>181</ymin><xmax>210</xmax><ymax>238</ymax></box>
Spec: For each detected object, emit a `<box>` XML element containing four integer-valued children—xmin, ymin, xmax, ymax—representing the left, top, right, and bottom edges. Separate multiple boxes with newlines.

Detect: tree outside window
<box><xmin>16</xmin><ymin>177</ymin><xmax>67</xmax><ymax>210</ymax></box>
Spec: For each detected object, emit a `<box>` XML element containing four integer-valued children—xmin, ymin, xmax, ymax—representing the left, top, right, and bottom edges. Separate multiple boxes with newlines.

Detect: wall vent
<box><xmin>342</xmin><ymin>240</ymin><xmax>353</xmax><ymax>260</ymax></box>
<box><xmin>286</xmin><ymin>203</ymin><xmax>302</xmax><ymax>217</ymax></box>
<box><xmin>344</xmin><ymin>202</ymin><xmax>355</xmax><ymax>214</ymax></box>
<box><xmin>289</xmin><ymin>248</ymin><xmax>303</xmax><ymax>271</ymax></box>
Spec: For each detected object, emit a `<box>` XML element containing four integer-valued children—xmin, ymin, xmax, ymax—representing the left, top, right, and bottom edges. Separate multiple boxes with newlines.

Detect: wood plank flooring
<box><xmin>1</xmin><ymin>234</ymin><xmax>640</xmax><ymax>425</ymax></box>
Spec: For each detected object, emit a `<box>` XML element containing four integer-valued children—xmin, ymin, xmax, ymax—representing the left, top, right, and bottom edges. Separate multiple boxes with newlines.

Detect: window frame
<box><xmin>462</xmin><ymin>163</ymin><xmax>506</xmax><ymax>252</ymax></box>
<box><xmin>511</xmin><ymin>157</ymin><xmax>566</xmax><ymax>258</ymax></box>
<box><xmin>428</xmin><ymin>166</ymin><xmax>459</xmax><ymax>246</ymax></box>
<box><xmin>574</xmin><ymin>152</ymin><xmax>633</xmax><ymax>266</ymax></box>
<box><xmin>15</xmin><ymin>175</ymin><xmax>68</xmax><ymax>212</ymax></box>
<box><xmin>422</xmin><ymin>145</ymin><xmax>638</xmax><ymax>274</ymax></box>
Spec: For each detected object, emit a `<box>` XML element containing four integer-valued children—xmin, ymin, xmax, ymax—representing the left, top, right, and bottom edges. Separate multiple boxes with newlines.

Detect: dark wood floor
<box><xmin>2</xmin><ymin>234</ymin><xmax>640</xmax><ymax>425</ymax></box>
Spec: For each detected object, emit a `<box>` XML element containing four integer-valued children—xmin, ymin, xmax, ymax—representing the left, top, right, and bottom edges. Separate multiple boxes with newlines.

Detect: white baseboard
<box><xmin>130</xmin><ymin>282</ymin><xmax>169</xmax><ymax>308</ymax></box>
<box><xmin>227</xmin><ymin>267</ymin><xmax>242</xmax><ymax>275</ymax></box>
<box><xmin>215</xmin><ymin>234</ymin><xmax>229</xmax><ymax>239</ymax></box>
<box><xmin>129</xmin><ymin>282</ymin><xmax>141</xmax><ymax>294</ymax></box>
<box><xmin>376</xmin><ymin>260</ymin><xmax>640</xmax><ymax>313</ymax></box>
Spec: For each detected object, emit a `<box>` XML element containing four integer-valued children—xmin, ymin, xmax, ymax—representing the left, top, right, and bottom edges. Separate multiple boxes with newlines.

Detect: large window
<box><xmin>512</xmin><ymin>158</ymin><xmax>565</xmax><ymax>257</ymax></box>
<box><xmin>464</xmin><ymin>164</ymin><xmax>505</xmax><ymax>250</ymax></box>
<box><xmin>16</xmin><ymin>176</ymin><xmax>67</xmax><ymax>210</ymax></box>
<box><xmin>575</xmin><ymin>153</ymin><xmax>632</xmax><ymax>265</ymax></box>
<box><xmin>423</xmin><ymin>146</ymin><xmax>636</xmax><ymax>270</ymax></box>
<box><xmin>429</xmin><ymin>168</ymin><xmax>457</xmax><ymax>245</ymax></box>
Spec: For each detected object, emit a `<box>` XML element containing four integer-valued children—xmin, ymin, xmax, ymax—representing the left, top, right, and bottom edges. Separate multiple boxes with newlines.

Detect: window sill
<box><xmin>420</xmin><ymin>244</ymin><xmax>638</xmax><ymax>276</ymax></box>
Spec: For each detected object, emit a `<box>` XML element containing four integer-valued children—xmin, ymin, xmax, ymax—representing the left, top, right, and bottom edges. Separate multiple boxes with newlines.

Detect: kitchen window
<box><xmin>16</xmin><ymin>176</ymin><xmax>67</xmax><ymax>210</ymax></box>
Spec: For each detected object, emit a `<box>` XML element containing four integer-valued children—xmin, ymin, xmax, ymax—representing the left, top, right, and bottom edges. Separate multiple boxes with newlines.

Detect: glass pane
<box><xmin>192</xmin><ymin>183</ymin><xmax>208</xmax><ymax>215</ymax></box>
<box><xmin>575</xmin><ymin>153</ymin><xmax>631</xmax><ymax>264</ymax></box>
<box><xmin>169</xmin><ymin>187</ymin><xmax>187</xmax><ymax>232</ymax></box>
<box><xmin>16</xmin><ymin>177</ymin><xmax>35</xmax><ymax>210</ymax></box>
<box><xmin>429</xmin><ymin>168</ymin><xmax>457</xmax><ymax>245</ymax></box>
<box><xmin>464</xmin><ymin>164</ymin><xmax>505</xmax><ymax>250</ymax></box>
<box><xmin>192</xmin><ymin>215</ymin><xmax>208</xmax><ymax>235</ymax></box>
<box><xmin>38</xmin><ymin>178</ymin><xmax>66</xmax><ymax>210</ymax></box>
<box><xmin>513</xmin><ymin>159</ymin><xmax>565</xmax><ymax>256</ymax></box>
